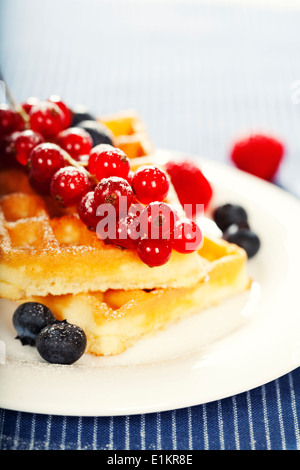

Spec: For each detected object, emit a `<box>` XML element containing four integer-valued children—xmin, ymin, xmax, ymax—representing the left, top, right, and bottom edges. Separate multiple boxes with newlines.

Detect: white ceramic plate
<box><xmin>1</xmin><ymin>150</ymin><xmax>300</xmax><ymax>417</ymax></box>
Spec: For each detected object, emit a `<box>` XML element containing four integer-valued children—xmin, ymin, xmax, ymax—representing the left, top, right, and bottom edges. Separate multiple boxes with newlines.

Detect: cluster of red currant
<box><xmin>80</xmin><ymin>160</ymin><xmax>202</xmax><ymax>266</ymax></box>
<box><xmin>0</xmin><ymin>96</ymin><xmax>202</xmax><ymax>267</ymax></box>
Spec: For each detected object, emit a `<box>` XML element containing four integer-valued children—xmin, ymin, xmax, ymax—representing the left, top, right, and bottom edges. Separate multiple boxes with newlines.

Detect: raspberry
<box><xmin>165</xmin><ymin>160</ymin><xmax>212</xmax><ymax>218</ymax></box>
<box><xmin>230</xmin><ymin>133</ymin><xmax>284</xmax><ymax>181</ymax></box>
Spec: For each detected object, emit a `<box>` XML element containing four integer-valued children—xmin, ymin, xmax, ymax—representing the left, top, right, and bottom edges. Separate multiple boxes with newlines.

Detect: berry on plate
<box><xmin>13</xmin><ymin>302</ymin><xmax>55</xmax><ymax>346</ymax></box>
<box><xmin>222</xmin><ymin>224</ymin><xmax>260</xmax><ymax>259</ymax></box>
<box><xmin>165</xmin><ymin>159</ymin><xmax>213</xmax><ymax>217</ymax></box>
<box><xmin>230</xmin><ymin>133</ymin><xmax>285</xmax><ymax>181</ymax></box>
<box><xmin>36</xmin><ymin>320</ymin><xmax>87</xmax><ymax>365</ymax></box>
<box><xmin>213</xmin><ymin>203</ymin><xmax>248</xmax><ymax>232</ymax></box>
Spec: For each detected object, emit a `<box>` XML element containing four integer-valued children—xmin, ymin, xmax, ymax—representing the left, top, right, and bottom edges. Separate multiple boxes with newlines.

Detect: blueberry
<box><xmin>223</xmin><ymin>224</ymin><xmax>260</xmax><ymax>258</ymax></box>
<box><xmin>213</xmin><ymin>204</ymin><xmax>248</xmax><ymax>232</ymax></box>
<box><xmin>71</xmin><ymin>105</ymin><xmax>96</xmax><ymax>126</ymax></box>
<box><xmin>76</xmin><ymin>120</ymin><xmax>114</xmax><ymax>147</ymax></box>
<box><xmin>36</xmin><ymin>320</ymin><xmax>87</xmax><ymax>365</ymax></box>
<box><xmin>13</xmin><ymin>302</ymin><xmax>56</xmax><ymax>346</ymax></box>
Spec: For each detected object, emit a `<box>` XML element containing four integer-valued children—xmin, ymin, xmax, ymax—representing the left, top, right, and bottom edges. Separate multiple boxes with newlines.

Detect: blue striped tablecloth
<box><xmin>1</xmin><ymin>0</ymin><xmax>300</xmax><ymax>451</ymax></box>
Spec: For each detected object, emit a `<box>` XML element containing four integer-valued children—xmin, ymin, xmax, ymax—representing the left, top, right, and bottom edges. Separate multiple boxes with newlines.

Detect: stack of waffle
<box><xmin>0</xmin><ymin>111</ymin><xmax>250</xmax><ymax>356</ymax></box>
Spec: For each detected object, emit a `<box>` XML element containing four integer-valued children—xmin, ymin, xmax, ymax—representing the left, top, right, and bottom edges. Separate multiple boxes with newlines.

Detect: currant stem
<box><xmin>60</xmin><ymin>148</ymin><xmax>99</xmax><ymax>184</ymax></box>
<box><xmin>0</xmin><ymin>68</ymin><xmax>30</xmax><ymax>126</ymax></box>
<box><xmin>0</xmin><ymin>68</ymin><xmax>99</xmax><ymax>184</ymax></box>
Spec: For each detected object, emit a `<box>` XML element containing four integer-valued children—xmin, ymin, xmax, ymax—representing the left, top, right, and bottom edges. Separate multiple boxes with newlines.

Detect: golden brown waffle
<box><xmin>26</xmin><ymin>235</ymin><xmax>250</xmax><ymax>356</ymax></box>
<box><xmin>1</xmin><ymin>109</ymin><xmax>251</xmax><ymax>359</ymax></box>
<box><xmin>0</xmin><ymin>163</ymin><xmax>208</xmax><ymax>300</ymax></box>
<box><xmin>99</xmin><ymin>110</ymin><xmax>153</xmax><ymax>159</ymax></box>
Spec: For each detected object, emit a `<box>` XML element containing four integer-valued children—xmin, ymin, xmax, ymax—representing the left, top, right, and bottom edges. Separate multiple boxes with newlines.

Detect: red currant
<box><xmin>50</xmin><ymin>166</ymin><xmax>90</xmax><ymax>207</ymax></box>
<box><xmin>48</xmin><ymin>95</ymin><xmax>72</xmax><ymax>128</ymax></box>
<box><xmin>28</xmin><ymin>142</ymin><xmax>66</xmax><ymax>183</ymax></box>
<box><xmin>126</xmin><ymin>170</ymin><xmax>134</xmax><ymax>186</ymax></box>
<box><xmin>0</xmin><ymin>104</ymin><xmax>25</xmax><ymax>138</ymax></box>
<box><xmin>110</xmin><ymin>215</ymin><xmax>140</xmax><ymax>249</ymax></box>
<box><xmin>29</xmin><ymin>101</ymin><xmax>65</xmax><ymax>139</ymax></box>
<box><xmin>128</xmin><ymin>201</ymin><xmax>144</xmax><ymax>219</ymax></box>
<box><xmin>28</xmin><ymin>172</ymin><xmax>51</xmax><ymax>195</ymax></box>
<box><xmin>78</xmin><ymin>191</ymin><xmax>100</xmax><ymax>230</ymax></box>
<box><xmin>13</xmin><ymin>130</ymin><xmax>44</xmax><ymax>166</ymax></box>
<box><xmin>171</xmin><ymin>219</ymin><xmax>203</xmax><ymax>253</ymax></box>
<box><xmin>0</xmin><ymin>132</ymin><xmax>20</xmax><ymax>167</ymax></box>
<box><xmin>132</xmin><ymin>165</ymin><xmax>170</xmax><ymax>205</ymax></box>
<box><xmin>88</xmin><ymin>144</ymin><xmax>130</xmax><ymax>180</ymax></box>
<box><xmin>139</xmin><ymin>202</ymin><xmax>179</xmax><ymax>239</ymax></box>
<box><xmin>94</xmin><ymin>176</ymin><xmax>133</xmax><ymax>216</ymax></box>
<box><xmin>137</xmin><ymin>237</ymin><xmax>172</xmax><ymax>267</ymax></box>
<box><xmin>22</xmin><ymin>97</ymin><xmax>40</xmax><ymax>115</ymax></box>
<box><xmin>57</xmin><ymin>127</ymin><xmax>93</xmax><ymax>160</ymax></box>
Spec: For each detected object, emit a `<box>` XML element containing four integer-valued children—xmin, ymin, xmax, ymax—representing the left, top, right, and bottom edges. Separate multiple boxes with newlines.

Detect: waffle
<box><xmin>25</xmin><ymin>235</ymin><xmax>250</xmax><ymax>356</ymax></box>
<box><xmin>0</xmin><ymin>160</ymin><xmax>208</xmax><ymax>300</ymax></box>
<box><xmin>99</xmin><ymin>110</ymin><xmax>153</xmax><ymax>159</ymax></box>
<box><xmin>0</xmin><ymin>111</ymin><xmax>208</xmax><ymax>300</ymax></box>
<box><xmin>1</xmin><ymin>109</ymin><xmax>250</xmax><ymax>356</ymax></box>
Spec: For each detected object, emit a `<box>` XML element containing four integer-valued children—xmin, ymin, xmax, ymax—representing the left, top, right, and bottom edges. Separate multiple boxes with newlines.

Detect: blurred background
<box><xmin>0</xmin><ymin>0</ymin><xmax>300</xmax><ymax>195</ymax></box>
